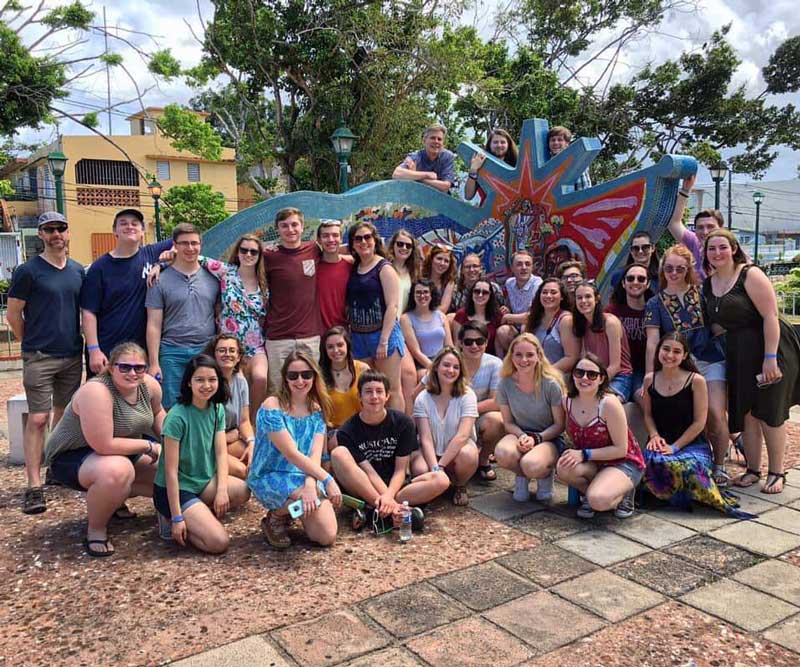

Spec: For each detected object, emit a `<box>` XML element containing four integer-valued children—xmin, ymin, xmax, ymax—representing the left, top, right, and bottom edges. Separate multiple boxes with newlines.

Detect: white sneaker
<box><xmin>576</xmin><ymin>495</ymin><xmax>595</xmax><ymax>519</ymax></box>
<box><xmin>513</xmin><ymin>475</ymin><xmax>531</xmax><ymax>502</ymax></box>
<box><xmin>535</xmin><ymin>471</ymin><xmax>554</xmax><ymax>502</ymax></box>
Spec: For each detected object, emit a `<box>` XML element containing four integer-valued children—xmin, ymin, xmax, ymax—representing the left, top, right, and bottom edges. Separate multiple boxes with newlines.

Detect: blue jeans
<box><xmin>159</xmin><ymin>343</ymin><xmax>205</xmax><ymax>410</ymax></box>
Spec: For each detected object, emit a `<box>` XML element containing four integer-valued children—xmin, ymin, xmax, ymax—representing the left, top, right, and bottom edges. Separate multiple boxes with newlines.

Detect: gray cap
<box><xmin>37</xmin><ymin>211</ymin><xmax>68</xmax><ymax>228</ymax></box>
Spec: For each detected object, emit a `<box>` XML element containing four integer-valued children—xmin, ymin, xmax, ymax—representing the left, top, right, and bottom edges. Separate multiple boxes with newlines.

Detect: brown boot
<box><xmin>261</xmin><ymin>511</ymin><xmax>291</xmax><ymax>549</ymax></box>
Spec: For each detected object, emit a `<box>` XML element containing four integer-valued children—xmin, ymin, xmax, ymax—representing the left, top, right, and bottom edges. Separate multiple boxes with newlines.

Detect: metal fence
<box><xmin>778</xmin><ymin>292</ymin><xmax>799</xmax><ymax>319</ymax></box>
<box><xmin>0</xmin><ymin>293</ymin><xmax>22</xmax><ymax>359</ymax></box>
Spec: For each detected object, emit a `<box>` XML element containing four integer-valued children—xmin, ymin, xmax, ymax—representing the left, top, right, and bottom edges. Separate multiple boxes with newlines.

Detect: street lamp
<box><xmin>148</xmin><ymin>176</ymin><xmax>163</xmax><ymax>242</ymax></box>
<box><xmin>47</xmin><ymin>150</ymin><xmax>68</xmax><ymax>215</ymax></box>
<box><xmin>330</xmin><ymin>119</ymin><xmax>358</xmax><ymax>193</ymax></box>
<box><xmin>752</xmin><ymin>190</ymin><xmax>764</xmax><ymax>265</ymax></box>
<box><xmin>709</xmin><ymin>161</ymin><xmax>728</xmax><ymax>211</ymax></box>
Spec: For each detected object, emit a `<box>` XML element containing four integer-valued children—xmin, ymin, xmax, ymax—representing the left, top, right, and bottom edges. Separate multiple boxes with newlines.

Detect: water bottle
<box><xmin>399</xmin><ymin>501</ymin><xmax>412</xmax><ymax>543</ymax></box>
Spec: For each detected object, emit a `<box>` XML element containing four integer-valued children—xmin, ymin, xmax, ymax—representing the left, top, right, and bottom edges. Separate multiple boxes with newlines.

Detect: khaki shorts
<box><xmin>265</xmin><ymin>336</ymin><xmax>321</xmax><ymax>395</ymax></box>
<box><xmin>22</xmin><ymin>352</ymin><xmax>82</xmax><ymax>413</ymax></box>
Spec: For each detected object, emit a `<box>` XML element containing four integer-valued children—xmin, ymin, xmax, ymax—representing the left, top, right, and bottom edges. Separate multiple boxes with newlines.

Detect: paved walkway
<box><xmin>173</xmin><ymin>468</ymin><xmax>800</xmax><ymax>667</ymax></box>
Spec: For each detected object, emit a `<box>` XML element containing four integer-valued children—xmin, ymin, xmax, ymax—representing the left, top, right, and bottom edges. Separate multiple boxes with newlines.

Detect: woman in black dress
<box><xmin>703</xmin><ymin>229</ymin><xmax>800</xmax><ymax>494</ymax></box>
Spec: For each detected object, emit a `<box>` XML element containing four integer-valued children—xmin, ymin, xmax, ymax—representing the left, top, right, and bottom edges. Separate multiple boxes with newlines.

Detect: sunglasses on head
<box><xmin>625</xmin><ymin>274</ymin><xmax>648</xmax><ymax>284</ymax></box>
<box><xmin>631</xmin><ymin>243</ymin><xmax>651</xmax><ymax>252</ymax></box>
<box><xmin>41</xmin><ymin>224</ymin><xmax>68</xmax><ymax>234</ymax></box>
<box><xmin>395</xmin><ymin>240</ymin><xmax>413</xmax><ymax>250</ymax></box>
<box><xmin>352</xmin><ymin>233</ymin><xmax>373</xmax><ymax>243</ymax></box>
<box><xmin>239</xmin><ymin>247</ymin><xmax>260</xmax><ymax>256</ymax></box>
<box><xmin>472</xmin><ymin>288</ymin><xmax>490</xmax><ymax>296</ymax></box>
<box><xmin>462</xmin><ymin>336</ymin><xmax>487</xmax><ymax>347</ymax></box>
<box><xmin>115</xmin><ymin>362</ymin><xmax>147</xmax><ymax>374</ymax></box>
<box><xmin>287</xmin><ymin>370</ymin><xmax>315</xmax><ymax>381</ymax></box>
<box><xmin>664</xmin><ymin>264</ymin><xmax>687</xmax><ymax>274</ymax></box>
<box><xmin>572</xmin><ymin>367</ymin><xmax>601</xmax><ymax>380</ymax></box>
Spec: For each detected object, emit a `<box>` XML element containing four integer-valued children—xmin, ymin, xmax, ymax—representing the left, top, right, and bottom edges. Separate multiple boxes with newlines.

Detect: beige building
<box><xmin>0</xmin><ymin>107</ymin><xmax>237</xmax><ymax>264</ymax></box>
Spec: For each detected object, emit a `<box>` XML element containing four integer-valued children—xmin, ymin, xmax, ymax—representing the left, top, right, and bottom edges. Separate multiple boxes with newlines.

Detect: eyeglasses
<box><xmin>395</xmin><ymin>240</ymin><xmax>413</xmax><ymax>250</ymax></box>
<box><xmin>115</xmin><ymin>363</ymin><xmax>147</xmax><ymax>375</ymax></box>
<box><xmin>462</xmin><ymin>337</ymin><xmax>487</xmax><ymax>347</ymax></box>
<box><xmin>631</xmin><ymin>244</ymin><xmax>652</xmax><ymax>253</ymax></box>
<box><xmin>625</xmin><ymin>275</ymin><xmax>648</xmax><ymax>284</ymax></box>
<box><xmin>414</xmin><ymin>291</ymin><xmax>431</xmax><ymax>298</ymax></box>
<box><xmin>352</xmin><ymin>233</ymin><xmax>373</xmax><ymax>243</ymax></box>
<box><xmin>175</xmin><ymin>240</ymin><xmax>201</xmax><ymax>247</ymax></box>
<box><xmin>238</xmin><ymin>247</ymin><xmax>260</xmax><ymax>256</ymax></box>
<box><xmin>287</xmin><ymin>370</ymin><xmax>315</xmax><ymax>381</ymax></box>
<box><xmin>41</xmin><ymin>224</ymin><xmax>68</xmax><ymax>234</ymax></box>
<box><xmin>563</xmin><ymin>273</ymin><xmax>582</xmax><ymax>281</ymax></box>
<box><xmin>664</xmin><ymin>264</ymin><xmax>687</xmax><ymax>274</ymax></box>
<box><xmin>215</xmin><ymin>347</ymin><xmax>239</xmax><ymax>355</ymax></box>
<box><xmin>472</xmin><ymin>288</ymin><xmax>490</xmax><ymax>296</ymax></box>
<box><xmin>573</xmin><ymin>368</ymin><xmax>601</xmax><ymax>380</ymax></box>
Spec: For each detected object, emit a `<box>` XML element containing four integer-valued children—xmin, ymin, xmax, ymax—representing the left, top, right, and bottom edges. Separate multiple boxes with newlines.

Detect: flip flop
<box><xmin>733</xmin><ymin>468</ymin><xmax>761</xmax><ymax>488</ymax></box>
<box><xmin>762</xmin><ymin>471</ymin><xmax>786</xmax><ymax>495</ymax></box>
<box><xmin>84</xmin><ymin>537</ymin><xmax>115</xmax><ymax>558</ymax></box>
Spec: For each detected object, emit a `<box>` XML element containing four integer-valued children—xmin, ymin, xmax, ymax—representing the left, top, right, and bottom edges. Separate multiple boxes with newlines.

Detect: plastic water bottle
<box><xmin>399</xmin><ymin>501</ymin><xmax>412</xmax><ymax>543</ymax></box>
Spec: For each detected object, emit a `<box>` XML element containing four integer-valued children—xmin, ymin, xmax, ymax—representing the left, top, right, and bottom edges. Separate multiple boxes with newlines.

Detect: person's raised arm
<box><xmin>464</xmin><ymin>153</ymin><xmax>486</xmax><ymax>200</ymax></box>
<box><xmin>668</xmin><ymin>174</ymin><xmax>696</xmax><ymax>242</ymax></box>
<box><xmin>744</xmin><ymin>266</ymin><xmax>783</xmax><ymax>384</ymax></box>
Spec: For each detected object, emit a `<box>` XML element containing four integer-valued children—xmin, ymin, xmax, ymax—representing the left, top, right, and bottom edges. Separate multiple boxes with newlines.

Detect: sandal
<box><xmin>112</xmin><ymin>503</ymin><xmax>137</xmax><ymax>520</ymax></box>
<box><xmin>261</xmin><ymin>511</ymin><xmax>291</xmax><ymax>549</ymax></box>
<box><xmin>762</xmin><ymin>471</ymin><xmax>787</xmax><ymax>495</ymax></box>
<box><xmin>84</xmin><ymin>537</ymin><xmax>115</xmax><ymax>558</ymax></box>
<box><xmin>712</xmin><ymin>465</ymin><xmax>731</xmax><ymax>489</ymax></box>
<box><xmin>22</xmin><ymin>487</ymin><xmax>46</xmax><ymax>515</ymax></box>
<box><xmin>733</xmin><ymin>468</ymin><xmax>761</xmax><ymax>488</ymax></box>
<box><xmin>453</xmin><ymin>485</ymin><xmax>469</xmax><ymax>507</ymax></box>
<box><xmin>478</xmin><ymin>464</ymin><xmax>497</xmax><ymax>482</ymax></box>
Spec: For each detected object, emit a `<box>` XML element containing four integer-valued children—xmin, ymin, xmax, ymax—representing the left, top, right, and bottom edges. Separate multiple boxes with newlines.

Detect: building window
<box><xmin>77</xmin><ymin>188</ymin><xmax>140</xmax><ymax>207</ymax></box>
<box><xmin>187</xmin><ymin>162</ymin><xmax>201</xmax><ymax>182</ymax></box>
<box><xmin>75</xmin><ymin>159</ymin><xmax>139</xmax><ymax>186</ymax></box>
<box><xmin>156</xmin><ymin>161</ymin><xmax>170</xmax><ymax>181</ymax></box>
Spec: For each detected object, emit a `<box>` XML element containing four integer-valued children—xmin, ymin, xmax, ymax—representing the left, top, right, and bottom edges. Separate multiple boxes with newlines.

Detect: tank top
<box><xmin>329</xmin><ymin>360</ymin><xmax>369</xmax><ymax>428</ymax></box>
<box><xmin>534</xmin><ymin>311</ymin><xmax>566</xmax><ymax>364</ymax></box>
<box><xmin>347</xmin><ymin>259</ymin><xmax>389</xmax><ymax>333</ymax></box>
<box><xmin>648</xmin><ymin>373</ymin><xmax>695</xmax><ymax>444</ymax></box>
<box><xmin>566</xmin><ymin>396</ymin><xmax>644</xmax><ymax>468</ymax></box>
<box><xmin>407</xmin><ymin>310</ymin><xmax>447</xmax><ymax>357</ymax></box>
<box><xmin>44</xmin><ymin>374</ymin><xmax>154</xmax><ymax>465</ymax></box>
<box><xmin>397</xmin><ymin>271</ymin><xmax>412</xmax><ymax>316</ymax></box>
<box><xmin>582</xmin><ymin>318</ymin><xmax>633</xmax><ymax>375</ymax></box>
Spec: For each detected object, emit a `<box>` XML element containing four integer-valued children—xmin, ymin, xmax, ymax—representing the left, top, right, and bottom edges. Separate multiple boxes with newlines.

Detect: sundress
<box><xmin>248</xmin><ymin>408</ymin><xmax>326</xmax><ymax>510</ymax></box>
<box><xmin>643</xmin><ymin>373</ymin><xmax>753</xmax><ymax>518</ymax></box>
<box><xmin>202</xmin><ymin>258</ymin><xmax>267</xmax><ymax>357</ymax></box>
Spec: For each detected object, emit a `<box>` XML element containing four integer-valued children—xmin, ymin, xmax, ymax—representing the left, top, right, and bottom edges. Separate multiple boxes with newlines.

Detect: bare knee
<box><xmin>27</xmin><ymin>413</ymin><xmax>49</xmax><ymax>431</ymax></box>
<box><xmin>331</xmin><ymin>445</ymin><xmax>355</xmax><ymax>474</ymax></box>
<box><xmin>521</xmin><ymin>457</ymin><xmax>551</xmax><ymax>480</ymax></box>
<box><xmin>204</xmin><ymin>531</ymin><xmax>230</xmax><ymax>554</ymax></box>
<box><xmin>585</xmin><ymin>485</ymin><xmax>616</xmax><ymax>512</ymax></box>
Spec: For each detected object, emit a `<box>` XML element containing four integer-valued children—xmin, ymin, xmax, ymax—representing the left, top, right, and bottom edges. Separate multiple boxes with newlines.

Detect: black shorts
<box><xmin>152</xmin><ymin>484</ymin><xmax>204</xmax><ymax>519</ymax></box>
<box><xmin>48</xmin><ymin>447</ymin><xmax>140</xmax><ymax>492</ymax></box>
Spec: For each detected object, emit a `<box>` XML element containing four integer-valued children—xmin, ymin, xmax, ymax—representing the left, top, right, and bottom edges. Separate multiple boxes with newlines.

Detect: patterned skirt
<box><xmin>643</xmin><ymin>439</ymin><xmax>754</xmax><ymax>519</ymax></box>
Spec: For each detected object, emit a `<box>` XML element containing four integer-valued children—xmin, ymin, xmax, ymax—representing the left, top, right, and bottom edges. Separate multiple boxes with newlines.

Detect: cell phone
<box><xmin>287</xmin><ymin>497</ymin><xmax>320</xmax><ymax>519</ymax></box>
<box><xmin>756</xmin><ymin>373</ymin><xmax>781</xmax><ymax>388</ymax></box>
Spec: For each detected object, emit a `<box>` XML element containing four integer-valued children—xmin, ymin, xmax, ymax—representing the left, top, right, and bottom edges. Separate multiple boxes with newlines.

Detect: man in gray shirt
<box><xmin>146</xmin><ymin>223</ymin><xmax>219</xmax><ymax>408</ymax></box>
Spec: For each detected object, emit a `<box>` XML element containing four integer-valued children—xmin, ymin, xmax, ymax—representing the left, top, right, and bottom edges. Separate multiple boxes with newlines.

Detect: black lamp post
<box><xmin>148</xmin><ymin>177</ymin><xmax>163</xmax><ymax>242</ymax></box>
<box><xmin>330</xmin><ymin>120</ymin><xmax>358</xmax><ymax>192</ymax></box>
<box><xmin>752</xmin><ymin>190</ymin><xmax>764</xmax><ymax>265</ymax></box>
<box><xmin>47</xmin><ymin>150</ymin><xmax>68</xmax><ymax>215</ymax></box>
<box><xmin>709</xmin><ymin>161</ymin><xmax>728</xmax><ymax>211</ymax></box>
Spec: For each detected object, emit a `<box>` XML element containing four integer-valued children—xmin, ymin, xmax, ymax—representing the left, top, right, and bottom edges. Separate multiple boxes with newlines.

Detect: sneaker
<box><xmin>576</xmin><ymin>495</ymin><xmax>595</xmax><ymax>519</ymax></box>
<box><xmin>453</xmin><ymin>485</ymin><xmax>469</xmax><ymax>506</ymax></box>
<box><xmin>261</xmin><ymin>511</ymin><xmax>291</xmax><ymax>549</ymax></box>
<box><xmin>535</xmin><ymin>471</ymin><xmax>554</xmax><ymax>502</ymax></box>
<box><xmin>22</xmin><ymin>487</ymin><xmax>46</xmax><ymax>515</ymax></box>
<box><xmin>614</xmin><ymin>490</ymin><xmax>635</xmax><ymax>519</ymax></box>
<box><xmin>156</xmin><ymin>513</ymin><xmax>173</xmax><ymax>541</ymax></box>
<box><xmin>351</xmin><ymin>507</ymin><xmax>367</xmax><ymax>532</ymax></box>
<box><xmin>713</xmin><ymin>464</ymin><xmax>731</xmax><ymax>489</ymax></box>
<box><xmin>410</xmin><ymin>506</ymin><xmax>425</xmax><ymax>532</ymax></box>
<box><xmin>513</xmin><ymin>475</ymin><xmax>531</xmax><ymax>502</ymax></box>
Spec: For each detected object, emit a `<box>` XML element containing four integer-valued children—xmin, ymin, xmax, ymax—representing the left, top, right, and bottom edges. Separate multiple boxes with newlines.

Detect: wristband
<box><xmin>145</xmin><ymin>441</ymin><xmax>154</xmax><ymax>458</ymax></box>
<box><xmin>468</xmin><ymin>173</ymin><xmax>478</xmax><ymax>180</ymax></box>
<box><xmin>670</xmin><ymin>445</ymin><xmax>679</xmax><ymax>455</ymax></box>
<box><xmin>583</xmin><ymin>449</ymin><xmax>592</xmax><ymax>462</ymax></box>
<box><xmin>87</xmin><ymin>344</ymin><xmax>100</xmax><ymax>351</ymax></box>
<box><xmin>532</xmin><ymin>433</ymin><xmax>542</xmax><ymax>445</ymax></box>
<box><xmin>171</xmin><ymin>515</ymin><xmax>184</xmax><ymax>523</ymax></box>
<box><xmin>678</xmin><ymin>190</ymin><xmax>689</xmax><ymax>198</ymax></box>
<box><xmin>322</xmin><ymin>474</ymin><xmax>334</xmax><ymax>488</ymax></box>
<box><xmin>764</xmin><ymin>353</ymin><xmax>778</xmax><ymax>359</ymax></box>
<box><xmin>432</xmin><ymin>465</ymin><xmax>442</xmax><ymax>472</ymax></box>
<box><xmin>246</xmin><ymin>436</ymin><xmax>255</xmax><ymax>444</ymax></box>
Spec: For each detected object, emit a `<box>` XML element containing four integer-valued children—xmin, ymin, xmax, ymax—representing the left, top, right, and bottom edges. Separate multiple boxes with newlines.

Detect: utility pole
<box><xmin>727</xmin><ymin>170</ymin><xmax>733</xmax><ymax>230</ymax></box>
<box><xmin>103</xmin><ymin>7</ymin><xmax>112</xmax><ymax>134</ymax></box>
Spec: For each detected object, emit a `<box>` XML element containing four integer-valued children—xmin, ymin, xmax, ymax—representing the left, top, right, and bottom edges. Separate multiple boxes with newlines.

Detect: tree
<box><xmin>161</xmin><ymin>184</ymin><xmax>229</xmax><ymax>236</ymax></box>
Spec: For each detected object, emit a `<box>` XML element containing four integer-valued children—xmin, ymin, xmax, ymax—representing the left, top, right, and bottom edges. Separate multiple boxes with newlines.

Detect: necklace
<box><xmin>712</xmin><ymin>269</ymin><xmax>739</xmax><ymax>313</ymax></box>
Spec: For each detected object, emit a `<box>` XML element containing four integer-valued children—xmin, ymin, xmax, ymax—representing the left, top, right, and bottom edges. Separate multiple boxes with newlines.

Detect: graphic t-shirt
<box><xmin>605</xmin><ymin>302</ymin><xmax>647</xmax><ymax>373</ymax></box>
<box><xmin>337</xmin><ymin>408</ymin><xmax>418</xmax><ymax>484</ymax></box>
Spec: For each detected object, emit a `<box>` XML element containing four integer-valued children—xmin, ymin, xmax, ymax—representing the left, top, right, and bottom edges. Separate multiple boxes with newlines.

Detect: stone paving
<box><xmin>173</xmin><ymin>467</ymin><xmax>800</xmax><ymax>667</ymax></box>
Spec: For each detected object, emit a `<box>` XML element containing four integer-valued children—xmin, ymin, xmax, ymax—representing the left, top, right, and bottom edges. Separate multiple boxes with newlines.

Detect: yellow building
<box><xmin>0</xmin><ymin>107</ymin><xmax>237</xmax><ymax>264</ymax></box>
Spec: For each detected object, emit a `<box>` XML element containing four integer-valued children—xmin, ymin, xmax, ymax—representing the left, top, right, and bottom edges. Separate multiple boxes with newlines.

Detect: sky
<box><xmin>10</xmin><ymin>0</ymin><xmax>800</xmax><ymax>190</ymax></box>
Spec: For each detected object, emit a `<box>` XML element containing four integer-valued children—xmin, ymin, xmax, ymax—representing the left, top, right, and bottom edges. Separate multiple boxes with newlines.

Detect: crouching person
<box><xmin>332</xmin><ymin>370</ymin><xmax>449</xmax><ymax>532</ymax></box>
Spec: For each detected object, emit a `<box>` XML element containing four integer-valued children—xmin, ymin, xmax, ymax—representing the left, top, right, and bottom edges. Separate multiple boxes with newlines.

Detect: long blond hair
<box><xmin>277</xmin><ymin>351</ymin><xmax>333</xmax><ymax>424</ymax></box>
<box><xmin>500</xmin><ymin>333</ymin><xmax>565</xmax><ymax>397</ymax></box>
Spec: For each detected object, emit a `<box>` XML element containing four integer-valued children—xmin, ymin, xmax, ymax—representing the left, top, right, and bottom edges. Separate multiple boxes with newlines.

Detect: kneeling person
<box><xmin>332</xmin><ymin>370</ymin><xmax>449</xmax><ymax>530</ymax></box>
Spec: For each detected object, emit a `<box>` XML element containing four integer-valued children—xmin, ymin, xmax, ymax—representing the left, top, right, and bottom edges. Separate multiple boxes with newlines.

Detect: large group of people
<box><xmin>8</xmin><ymin>125</ymin><xmax>800</xmax><ymax>560</ymax></box>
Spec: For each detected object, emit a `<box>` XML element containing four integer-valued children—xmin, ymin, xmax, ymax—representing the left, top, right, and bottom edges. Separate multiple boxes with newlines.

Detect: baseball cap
<box><xmin>37</xmin><ymin>211</ymin><xmax>68</xmax><ymax>228</ymax></box>
<box><xmin>114</xmin><ymin>208</ymin><xmax>145</xmax><ymax>223</ymax></box>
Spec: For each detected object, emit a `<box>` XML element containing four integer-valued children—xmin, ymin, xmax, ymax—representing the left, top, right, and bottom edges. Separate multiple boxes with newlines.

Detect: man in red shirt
<box><xmin>316</xmin><ymin>220</ymin><xmax>352</xmax><ymax>332</ymax></box>
<box><xmin>263</xmin><ymin>208</ymin><xmax>323</xmax><ymax>392</ymax></box>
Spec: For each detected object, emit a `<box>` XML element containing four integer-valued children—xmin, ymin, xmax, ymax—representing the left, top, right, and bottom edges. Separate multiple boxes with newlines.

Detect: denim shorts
<box><xmin>48</xmin><ymin>447</ymin><xmax>140</xmax><ymax>492</ymax></box>
<box><xmin>630</xmin><ymin>370</ymin><xmax>645</xmax><ymax>398</ymax></box>
<box><xmin>523</xmin><ymin>433</ymin><xmax>567</xmax><ymax>455</ymax></box>
<box><xmin>153</xmin><ymin>483</ymin><xmax>204</xmax><ymax>519</ymax></box>
<box><xmin>351</xmin><ymin>320</ymin><xmax>405</xmax><ymax>360</ymax></box>
<box><xmin>694</xmin><ymin>358</ymin><xmax>726</xmax><ymax>384</ymax></box>
<box><xmin>608</xmin><ymin>373</ymin><xmax>633</xmax><ymax>403</ymax></box>
<box><xmin>609</xmin><ymin>459</ymin><xmax>644</xmax><ymax>487</ymax></box>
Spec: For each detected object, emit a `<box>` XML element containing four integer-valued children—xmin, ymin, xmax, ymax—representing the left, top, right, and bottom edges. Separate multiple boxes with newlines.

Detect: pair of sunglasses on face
<box><xmin>287</xmin><ymin>370</ymin><xmax>315</xmax><ymax>381</ymax></box>
<box><xmin>572</xmin><ymin>368</ymin><xmax>601</xmax><ymax>381</ymax></box>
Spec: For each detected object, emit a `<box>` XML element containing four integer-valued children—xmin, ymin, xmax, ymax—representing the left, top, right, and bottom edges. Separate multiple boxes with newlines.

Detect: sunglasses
<box><xmin>287</xmin><ymin>370</ymin><xmax>315</xmax><ymax>381</ymax></box>
<box><xmin>625</xmin><ymin>275</ymin><xmax>648</xmax><ymax>284</ymax></box>
<box><xmin>395</xmin><ymin>240</ymin><xmax>413</xmax><ymax>250</ymax></box>
<box><xmin>631</xmin><ymin>244</ymin><xmax>652</xmax><ymax>252</ymax></box>
<box><xmin>115</xmin><ymin>363</ymin><xmax>147</xmax><ymax>374</ymax></box>
<box><xmin>239</xmin><ymin>247</ymin><xmax>260</xmax><ymax>256</ymax></box>
<box><xmin>462</xmin><ymin>337</ymin><xmax>487</xmax><ymax>347</ymax></box>
<box><xmin>41</xmin><ymin>224</ymin><xmax>68</xmax><ymax>234</ymax></box>
<box><xmin>352</xmin><ymin>233</ymin><xmax>373</xmax><ymax>243</ymax></box>
<box><xmin>472</xmin><ymin>288</ymin><xmax>490</xmax><ymax>296</ymax></box>
<box><xmin>664</xmin><ymin>264</ymin><xmax>687</xmax><ymax>274</ymax></box>
<box><xmin>573</xmin><ymin>368</ymin><xmax>601</xmax><ymax>380</ymax></box>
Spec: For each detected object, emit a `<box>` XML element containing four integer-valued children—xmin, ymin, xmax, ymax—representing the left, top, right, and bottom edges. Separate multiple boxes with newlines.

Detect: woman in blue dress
<box><xmin>249</xmin><ymin>351</ymin><xmax>342</xmax><ymax>549</ymax></box>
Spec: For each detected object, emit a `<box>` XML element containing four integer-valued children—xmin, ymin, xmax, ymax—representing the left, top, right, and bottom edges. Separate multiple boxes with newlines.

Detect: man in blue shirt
<box><xmin>392</xmin><ymin>124</ymin><xmax>456</xmax><ymax>193</ymax></box>
<box><xmin>7</xmin><ymin>212</ymin><xmax>85</xmax><ymax>514</ymax></box>
<box><xmin>81</xmin><ymin>208</ymin><xmax>173</xmax><ymax>377</ymax></box>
